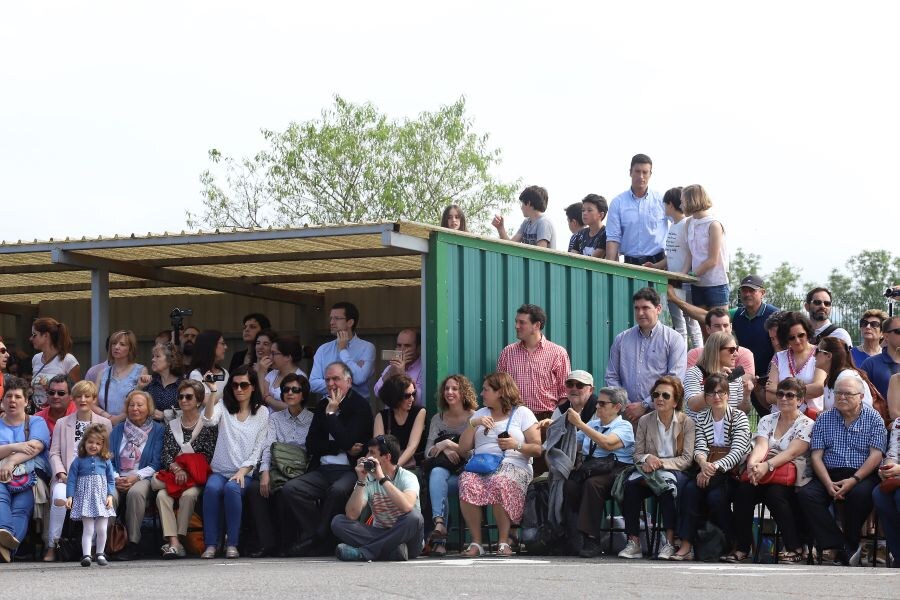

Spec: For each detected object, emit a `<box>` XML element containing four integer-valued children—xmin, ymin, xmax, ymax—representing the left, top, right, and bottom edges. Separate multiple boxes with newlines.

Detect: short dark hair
<box><xmin>777</xmin><ymin>376</ymin><xmax>806</xmax><ymax>401</ymax></box>
<box><xmin>378</xmin><ymin>374</ymin><xmax>415</xmax><ymax>410</ymax></box>
<box><xmin>517</xmin><ymin>304</ymin><xmax>547</xmax><ymax>329</ymax></box>
<box><xmin>765</xmin><ymin>311</ymin><xmax>786</xmax><ymax>331</ymax></box>
<box><xmin>273</xmin><ymin>335</ymin><xmax>302</xmax><ymax>364</ymax></box>
<box><xmin>630</xmin><ymin>154</ymin><xmax>652</xmax><ymax>170</ymax></box>
<box><xmin>243</xmin><ymin>313</ymin><xmax>271</xmax><ymax>330</ymax></box>
<box><xmin>280</xmin><ymin>372</ymin><xmax>310</xmax><ymax>399</ymax></box>
<box><xmin>662</xmin><ymin>187</ymin><xmax>683</xmax><ymax>212</ymax></box>
<box><xmin>581</xmin><ymin>193</ymin><xmax>608</xmax><ymax>214</ymax></box>
<box><xmin>47</xmin><ymin>374</ymin><xmax>71</xmax><ymax>391</ymax></box>
<box><xmin>703</xmin><ymin>373</ymin><xmax>730</xmax><ymax>395</ymax></box>
<box><xmin>369</xmin><ymin>434</ymin><xmax>402</xmax><ymax>465</ymax></box>
<box><xmin>519</xmin><ymin>185</ymin><xmax>548</xmax><ymax>212</ymax></box>
<box><xmin>223</xmin><ymin>364</ymin><xmax>264</xmax><ymax>415</ymax></box>
<box><xmin>704</xmin><ymin>307</ymin><xmax>730</xmax><ymax>328</ymax></box>
<box><xmin>4</xmin><ymin>377</ymin><xmax>30</xmax><ymax>398</ymax></box>
<box><xmin>805</xmin><ymin>287</ymin><xmax>833</xmax><ymax>304</ymax></box>
<box><xmin>776</xmin><ymin>311</ymin><xmax>815</xmax><ymax>349</ymax></box>
<box><xmin>565</xmin><ymin>202</ymin><xmax>584</xmax><ymax>226</ymax></box>
<box><xmin>331</xmin><ymin>301</ymin><xmax>360</xmax><ymax>332</ymax></box>
<box><xmin>633</xmin><ymin>287</ymin><xmax>661</xmax><ymax>307</ymax></box>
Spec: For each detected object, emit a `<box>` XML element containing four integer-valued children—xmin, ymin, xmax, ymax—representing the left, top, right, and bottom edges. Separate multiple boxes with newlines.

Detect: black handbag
<box><xmin>423</xmin><ymin>432</ymin><xmax>465</xmax><ymax>474</ymax></box>
<box><xmin>568</xmin><ymin>441</ymin><xmax>619</xmax><ymax>483</ymax></box>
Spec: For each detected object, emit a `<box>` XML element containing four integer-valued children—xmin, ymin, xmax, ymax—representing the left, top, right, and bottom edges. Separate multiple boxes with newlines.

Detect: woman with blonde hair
<box><xmin>681</xmin><ymin>185</ymin><xmax>729</xmax><ymax>312</ymax></box>
<box><xmin>96</xmin><ymin>331</ymin><xmax>149</xmax><ymax>426</ymax></box>
<box><xmin>457</xmin><ymin>372</ymin><xmax>541</xmax><ymax>557</ymax></box>
<box><xmin>683</xmin><ymin>331</ymin><xmax>750</xmax><ymax>420</ymax></box>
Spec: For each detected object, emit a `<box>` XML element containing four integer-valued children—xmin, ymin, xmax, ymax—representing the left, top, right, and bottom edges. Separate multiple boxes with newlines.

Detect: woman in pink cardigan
<box><xmin>43</xmin><ymin>380</ymin><xmax>112</xmax><ymax>561</ymax></box>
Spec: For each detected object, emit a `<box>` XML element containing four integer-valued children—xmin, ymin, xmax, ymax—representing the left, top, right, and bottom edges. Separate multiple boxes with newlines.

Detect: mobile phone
<box><xmin>381</xmin><ymin>349</ymin><xmax>402</xmax><ymax>362</ymax></box>
<box><xmin>881</xmin><ymin>465</ymin><xmax>893</xmax><ymax>471</ymax></box>
<box><xmin>497</xmin><ymin>431</ymin><xmax>510</xmax><ymax>439</ymax></box>
<box><xmin>727</xmin><ymin>366</ymin><xmax>745</xmax><ymax>382</ymax></box>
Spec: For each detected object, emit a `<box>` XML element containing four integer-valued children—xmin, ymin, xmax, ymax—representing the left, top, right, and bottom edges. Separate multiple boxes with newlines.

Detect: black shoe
<box><xmin>249</xmin><ymin>547</ymin><xmax>274</xmax><ymax>559</ymax></box>
<box><xmin>387</xmin><ymin>545</ymin><xmax>409</xmax><ymax>562</ymax></box>
<box><xmin>579</xmin><ymin>537</ymin><xmax>603</xmax><ymax>558</ymax></box>
<box><xmin>80</xmin><ymin>555</ymin><xmax>92</xmax><ymax>567</ymax></box>
<box><xmin>289</xmin><ymin>538</ymin><xmax>330</xmax><ymax>557</ymax></box>
<box><xmin>831</xmin><ymin>548</ymin><xmax>850</xmax><ymax>567</ymax></box>
<box><xmin>112</xmin><ymin>542</ymin><xmax>141</xmax><ymax>562</ymax></box>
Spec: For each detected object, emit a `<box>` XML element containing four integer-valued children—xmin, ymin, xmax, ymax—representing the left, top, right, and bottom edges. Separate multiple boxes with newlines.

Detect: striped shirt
<box><xmin>497</xmin><ymin>337</ymin><xmax>571</xmax><ymax>413</ymax></box>
<box><xmin>693</xmin><ymin>407</ymin><xmax>751</xmax><ymax>473</ymax></box>
<box><xmin>810</xmin><ymin>405</ymin><xmax>887</xmax><ymax>470</ymax></box>
<box><xmin>363</xmin><ymin>466</ymin><xmax>420</xmax><ymax>529</ymax></box>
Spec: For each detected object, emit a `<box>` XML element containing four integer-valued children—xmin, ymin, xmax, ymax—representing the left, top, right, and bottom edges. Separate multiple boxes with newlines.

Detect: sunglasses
<box><xmin>177</xmin><ymin>393</ymin><xmax>196</xmax><ymax>400</ymax></box>
<box><xmin>788</xmin><ymin>333</ymin><xmax>807</xmax><ymax>342</ymax></box>
<box><xmin>810</xmin><ymin>299</ymin><xmax>832</xmax><ymax>307</ymax></box>
<box><xmin>595</xmin><ymin>400</ymin><xmax>613</xmax><ymax>407</ymax></box>
<box><xmin>401</xmin><ymin>391</ymin><xmax>416</xmax><ymax>399</ymax></box>
<box><xmin>721</xmin><ymin>346</ymin><xmax>738</xmax><ymax>354</ymax></box>
<box><xmin>0</xmin><ymin>347</ymin><xmax>8</xmax><ymax>354</ymax></box>
<box><xmin>886</xmin><ymin>328</ymin><xmax>900</xmax><ymax>335</ymax></box>
<box><xmin>859</xmin><ymin>320</ymin><xmax>882</xmax><ymax>329</ymax></box>
<box><xmin>231</xmin><ymin>381</ymin><xmax>252</xmax><ymax>391</ymax></box>
<box><xmin>814</xmin><ymin>347</ymin><xmax>831</xmax><ymax>356</ymax></box>
<box><xmin>651</xmin><ymin>391</ymin><xmax>672</xmax><ymax>400</ymax></box>
<box><xmin>47</xmin><ymin>390</ymin><xmax>68</xmax><ymax>397</ymax></box>
<box><xmin>565</xmin><ymin>381</ymin><xmax>588</xmax><ymax>389</ymax></box>
<box><xmin>775</xmin><ymin>391</ymin><xmax>799</xmax><ymax>400</ymax></box>
<box><xmin>705</xmin><ymin>390</ymin><xmax>728</xmax><ymax>398</ymax></box>
<box><xmin>282</xmin><ymin>386</ymin><xmax>303</xmax><ymax>394</ymax></box>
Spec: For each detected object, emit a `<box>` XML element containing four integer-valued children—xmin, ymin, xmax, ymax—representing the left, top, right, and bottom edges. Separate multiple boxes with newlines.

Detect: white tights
<box><xmin>81</xmin><ymin>517</ymin><xmax>109</xmax><ymax>557</ymax></box>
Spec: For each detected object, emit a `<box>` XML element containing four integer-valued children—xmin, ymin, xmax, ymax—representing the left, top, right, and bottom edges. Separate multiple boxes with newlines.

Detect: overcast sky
<box><xmin>2</xmin><ymin>1</ymin><xmax>896</xmax><ymax>287</ymax></box>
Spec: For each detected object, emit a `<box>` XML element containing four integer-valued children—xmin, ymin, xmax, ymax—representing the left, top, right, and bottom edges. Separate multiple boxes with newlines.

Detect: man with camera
<box><xmin>373</xmin><ymin>329</ymin><xmax>423</xmax><ymax>405</ymax></box>
<box><xmin>331</xmin><ymin>434</ymin><xmax>424</xmax><ymax>562</ymax></box>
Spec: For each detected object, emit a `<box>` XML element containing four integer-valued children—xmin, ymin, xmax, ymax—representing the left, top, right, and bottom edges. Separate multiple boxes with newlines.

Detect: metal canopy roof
<box><xmin>0</xmin><ymin>221</ymin><xmax>436</xmax><ymax>308</ymax></box>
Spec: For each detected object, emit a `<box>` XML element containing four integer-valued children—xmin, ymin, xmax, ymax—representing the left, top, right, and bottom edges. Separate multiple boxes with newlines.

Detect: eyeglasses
<box><xmin>401</xmin><ymin>391</ymin><xmax>416</xmax><ymax>399</ymax></box>
<box><xmin>47</xmin><ymin>390</ymin><xmax>68</xmax><ymax>397</ymax></box>
<box><xmin>705</xmin><ymin>390</ymin><xmax>728</xmax><ymax>398</ymax></box>
<box><xmin>834</xmin><ymin>391</ymin><xmax>862</xmax><ymax>399</ymax></box>
<box><xmin>775</xmin><ymin>391</ymin><xmax>799</xmax><ymax>400</ymax></box>
<box><xmin>270</xmin><ymin>350</ymin><xmax>283</xmax><ymax>356</ymax></box>
<box><xmin>565</xmin><ymin>381</ymin><xmax>588</xmax><ymax>389</ymax></box>
<box><xmin>282</xmin><ymin>386</ymin><xmax>303</xmax><ymax>394</ymax></box>
<box><xmin>231</xmin><ymin>381</ymin><xmax>252</xmax><ymax>391</ymax></box>
<box><xmin>595</xmin><ymin>400</ymin><xmax>613</xmax><ymax>407</ymax></box>
<box><xmin>859</xmin><ymin>320</ymin><xmax>882</xmax><ymax>329</ymax></box>
<box><xmin>329</xmin><ymin>316</ymin><xmax>347</xmax><ymax>322</ymax></box>
<box><xmin>177</xmin><ymin>393</ymin><xmax>195</xmax><ymax>400</ymax></box>
<box><xmin>0</xmin><ymin>347</ymin><xmax>8</xmax><ymax>354</ymax></box>
<box><xmin>788</xmin><ymin>333</ymin><xmax>807</xmax><ymax>342</ymax></box>
<box><xmin>810</xmin><ymin>299</ymin><xmax>832</xmax><ymax>307</ymax></box>
<box><xmin>721</xmin><ymin>346</ymin><xmax>738</xmax><ymax>355</ymax></box>
<box><xmin>885</xmin><ymin>328</ymin><xmax>900</xmax><ymax>336</ymax></box>
<box><xmin>815</xmin><ymin>347</ymin><xmax>831</xmax><ymax>356</ymax></box>
<box><xmin>651</xmin><ymin>391</ymin><xmax>672</xmax><ymax>400</ymax></box>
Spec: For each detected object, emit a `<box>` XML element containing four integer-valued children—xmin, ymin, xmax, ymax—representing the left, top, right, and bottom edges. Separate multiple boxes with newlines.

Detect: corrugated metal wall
<box><xmin>425</xmin><ymin>232</ymin><xmax>667</xmax><ymax>412</ymax></box>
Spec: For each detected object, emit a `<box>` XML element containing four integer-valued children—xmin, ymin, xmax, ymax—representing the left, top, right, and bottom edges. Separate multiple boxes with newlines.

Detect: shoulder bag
<box><xmin>464</xmin><ymin>407</ymin><xmax>518</xmax><ymax>475</ymax></box>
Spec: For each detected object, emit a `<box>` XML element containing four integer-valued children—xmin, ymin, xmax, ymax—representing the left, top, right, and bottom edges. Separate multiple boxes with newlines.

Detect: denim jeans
<box><xmin>203</xmin><ymin>473</ymin><xmax>251</xmax><ymax>547</ymax></box>
<box><xmin>428</xmin><ymin>467</ymin><xmax>459</xmax><ymax>524</ymax></box>
<box><xmin>872</xmin><ymin>486</ymin><xmax>900</xmax><ymax>564</ymax></box>
<box><xmin>0</xmin><ymin>483</ymin><xmax>34</xmax><ymax>543</ymax></box>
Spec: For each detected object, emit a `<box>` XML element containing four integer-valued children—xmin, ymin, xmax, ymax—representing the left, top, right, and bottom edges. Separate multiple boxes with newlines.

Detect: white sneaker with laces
<box><xmin>657</xmin><ymin>541</ymin><xmax>676</xmax><ymax>560</ymax></box>
<box><xmin>618</xmin><ymin>539</ymin><xmax>642</xmax><ymax>559</ymax></box>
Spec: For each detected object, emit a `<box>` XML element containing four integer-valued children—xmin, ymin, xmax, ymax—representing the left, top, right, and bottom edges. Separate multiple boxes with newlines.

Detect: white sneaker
<box><xmin>618</xmin><ymin>539</ymin><xmax>642</xmax><ymax>559</ymax></box>
<box><xmin>657</xmin><ymin>541</ymin><xmax>676</xmax><ymax>560</ymax></box>
<box><xmin>849</xmin><ymin>545</ymin><xmax>862</xmax><ymax>567</ymax></box>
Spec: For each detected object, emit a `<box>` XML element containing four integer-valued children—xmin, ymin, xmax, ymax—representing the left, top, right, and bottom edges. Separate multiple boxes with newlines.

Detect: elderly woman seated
<box><xmin>457</xmin><ymin>373</ymin><xmax>541</xmax><ymax>557</ymax></box>
<box><xmin>151</xmin><ymin>380</ymin><xmax>218</xmax><ymax>558</ymax></box>
<box><xmin>563</xmin><ymin>386</ymin><xmax>634</xmax><ymax>558</ymax></box>
<box><xmin>619</xmin><ymin>376</ymin><xmax>695</xmax><ymax>560</ymax></box>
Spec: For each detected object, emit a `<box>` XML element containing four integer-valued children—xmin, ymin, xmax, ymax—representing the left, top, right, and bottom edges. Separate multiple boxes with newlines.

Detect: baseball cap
<box><xmin>566</xmin><ymin>370</ymin><xmax>594</xmax><ymax>386</ymax></box>
<box><xmin>739</xmin><ymin>275</ymin><xmax>765</xmax><ymax>290</ymax></box>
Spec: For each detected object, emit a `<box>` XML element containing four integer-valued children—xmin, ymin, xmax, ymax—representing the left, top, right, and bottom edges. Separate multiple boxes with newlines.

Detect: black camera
<box><xmin>885</xmin><ymin>287</ymin><xmax>900</xmax><ymax>299</ymax></box>
<box><xmin>363</xmin><ymin>459</ymin><xmax>377</xmax><ymax>473</ymax></box>
<box><xmin>204</xmin><ymin>372</ymin><xmax>226</xmax><ymax>382</ymax></box>
<box><xmin>170</xmin><ymin>308</ymin><xmax>193</xmax><ymax>345</ymax></box>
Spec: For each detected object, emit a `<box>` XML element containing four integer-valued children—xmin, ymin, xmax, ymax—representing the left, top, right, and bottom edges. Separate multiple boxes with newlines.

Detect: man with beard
<box><xmin>180</xmin><ymin>326</ymin><xmax>199</xmax><ymax>360</ymax></box>
<box><xmin>804</xmin><ymin>287</ymin><xmax>851</xmax><ymax>345</ymax></box>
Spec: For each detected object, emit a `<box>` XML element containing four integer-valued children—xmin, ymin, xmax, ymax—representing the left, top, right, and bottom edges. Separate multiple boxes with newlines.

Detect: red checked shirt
<box><xmin>496</xmin><ymin>337</ymin><xmax>571</xmax><ymax>413</ymax></box>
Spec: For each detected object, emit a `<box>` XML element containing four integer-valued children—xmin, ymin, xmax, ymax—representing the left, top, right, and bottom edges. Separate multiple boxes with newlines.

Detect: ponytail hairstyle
<box><xmin>33</xmin><ymin>317</ymin><xmax>73</xmax><ymax>360</ymax></box>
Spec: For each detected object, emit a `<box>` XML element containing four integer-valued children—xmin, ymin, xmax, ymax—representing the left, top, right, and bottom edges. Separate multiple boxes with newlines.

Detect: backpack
<box><xmin>521</xmin><ymin>478</ymin><xmax>565</xmax><ymax>555</ymax></box>
<box><xmin>694</xmin><ymin>520</ymin><xmax>728</xmax><ymax>562</ymax></box>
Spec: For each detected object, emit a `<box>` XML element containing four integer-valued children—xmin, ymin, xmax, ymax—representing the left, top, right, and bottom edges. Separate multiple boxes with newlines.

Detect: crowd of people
<box><xmin>1</xmin><ymin>153</ymin><xmax>898</xmax><ymax>568</ymax></box>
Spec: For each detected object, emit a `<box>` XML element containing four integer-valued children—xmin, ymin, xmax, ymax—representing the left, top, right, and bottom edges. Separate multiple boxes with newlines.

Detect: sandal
<box><xmin>431</xmin><ymin>541</ymin><xmax>447</xmax><ymax>557</ymax></box>
<box><xmin>778</xmin><ymin>550</ymin><xmax>802</xmax><ymax>564</ymax></box>
<box><xmin>496</xmin><ymin>542</ymin><xmax>514</xmax><ymax>557</ymax></box>
<box><xmin>161</xmin><ymin>544</ymin><xmax>178</xmax><ymax>559</ymax></box>
<box><xmin>670</xmin><ymin>549</ymin><xmax>694</xmax><ymax>561</ymax></box>
<box><xmin>461</xmin><ymin>542</ymin><xmax>484</xmax><ymax>557</ymax></box>
<box><xmin>721</xmin><ymin>551</ymin><xmax>749</xmax><ymax>563</ymax></box>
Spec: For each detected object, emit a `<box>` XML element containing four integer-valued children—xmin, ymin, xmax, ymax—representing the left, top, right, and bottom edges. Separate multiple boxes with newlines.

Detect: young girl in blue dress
<box><xmin>66</xmin><ymin>423</ymin><xmax>116</xmax><ymax>567</ymax></box>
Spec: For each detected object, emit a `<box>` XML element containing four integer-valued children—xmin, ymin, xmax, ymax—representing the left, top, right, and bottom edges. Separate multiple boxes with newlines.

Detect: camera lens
<box><xmin>363</xmin><ymin>459</ymin><xmax>376</xmax><ymax>473</ymax></box>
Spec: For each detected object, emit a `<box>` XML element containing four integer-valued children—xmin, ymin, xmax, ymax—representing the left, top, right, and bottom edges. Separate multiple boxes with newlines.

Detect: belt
<box><xmin>624</xmin><ymin>251</ymin><xmax>665</xmax><ymax>265</ymax></box>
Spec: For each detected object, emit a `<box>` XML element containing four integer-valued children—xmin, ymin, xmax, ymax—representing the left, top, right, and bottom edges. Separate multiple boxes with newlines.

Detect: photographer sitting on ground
<box><xmin>331</xmin><ymin>434</ymin><xmax>424</xmax><ymax>561</ymax></box>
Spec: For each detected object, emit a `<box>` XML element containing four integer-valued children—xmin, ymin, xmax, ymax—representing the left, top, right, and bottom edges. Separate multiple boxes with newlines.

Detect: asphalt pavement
<box><xmin>9</xmin><ymin>554</ymin><xmax>899</xmax><ymax>599</ymax></box>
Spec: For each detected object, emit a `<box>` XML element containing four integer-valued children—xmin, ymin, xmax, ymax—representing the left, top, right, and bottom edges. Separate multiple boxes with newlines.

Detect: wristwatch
<box><xmin>378</xmin><ymin>476</ymin><xmax>390</xmax><ymax>486</ymax></box>
<box><xmin>516</xmin><ymin>441</ymin><xmax>523</xmax><ymax>452</ymax></box>
<box><xmin>767</xmin><ymin>460</ymin><xmax>774</xmax><ymax>472</ymax></box>
<box><xmin>355</xmin><ymin>480</ymin><xmax>366</xmax><ymax>488</ymax></box>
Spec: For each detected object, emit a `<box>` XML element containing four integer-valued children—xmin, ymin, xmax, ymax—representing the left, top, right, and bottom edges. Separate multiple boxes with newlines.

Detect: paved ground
<box><xmin>8</xmin><ymin>555</ymin><xmax>898</xmax><ymax>599</ymax></box>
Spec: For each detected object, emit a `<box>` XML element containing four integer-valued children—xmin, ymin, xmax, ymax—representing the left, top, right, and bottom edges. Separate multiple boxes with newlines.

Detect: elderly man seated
<box><xmin>798</xmin><ymin>375</ymin><xmax>887</xmax><ymax>566</ymax></box>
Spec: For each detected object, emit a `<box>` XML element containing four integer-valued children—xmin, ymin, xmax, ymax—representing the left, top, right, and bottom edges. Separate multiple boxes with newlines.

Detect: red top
<box><xmin>497</xmin><ymin>337</ymin><xmax>571</xmax><ymax>414</ymax></box>
<box><xmin>35</xmin><ymin>402</ymin><xmax>77</xmax><ymax>436</ymax></box>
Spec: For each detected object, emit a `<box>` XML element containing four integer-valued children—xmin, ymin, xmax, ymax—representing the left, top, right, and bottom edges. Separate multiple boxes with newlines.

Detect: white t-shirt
<box><xmin>686</xmin><ymin>215</ymin><xmax>729</xmax><ymax>287</ymax></box>
<box><xmin>31</xmin><ymin>353</ymin><xmax>79</xmax><ymax>408</ymax></box>
<box><xmin>664</xmin><ymin>218</ymin><xmax>689</xmax><ymax>274</ymax></box>
<box><xmin>470</xmin><ymin>406</ymin><xmax>538</xmax><ymax>472</ymax></box>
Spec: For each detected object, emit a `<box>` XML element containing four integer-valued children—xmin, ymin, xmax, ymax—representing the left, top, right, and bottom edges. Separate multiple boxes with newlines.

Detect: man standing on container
<box><xmin>606</xmin><ymin>287</ymin><xmax>687</xmax><ymax>427</ymax></box>
<box><xmin>605</xmin><ymin>154</ymin><xmax>669</xmax><ymax>265</ymax></box>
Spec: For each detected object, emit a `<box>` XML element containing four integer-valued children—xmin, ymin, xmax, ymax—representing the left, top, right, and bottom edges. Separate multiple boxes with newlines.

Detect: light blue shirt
<box><xmin>309</xmin><ymin>335</ymin><xmax>376</xmax><ymax>398</ymax></box>
<box><xmin>605</xmin><ymin>188</ymin><xmax>668</xmax><ymax>257</ymax></box>
<box><xmin>605</xmin><ymin>321</ymin><xmax>687</xmax><ymax>408</ymax></box>
<box><xmin>576</xmin><ymin>415</ymin><xmax>635</xmax><ymax>464</ymax></box>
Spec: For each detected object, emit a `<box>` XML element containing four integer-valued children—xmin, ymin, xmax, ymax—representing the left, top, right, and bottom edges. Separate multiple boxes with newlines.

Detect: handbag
<box><xmin>423</xmin><ymin>432</ymin><xmax>465</xmax><ymax>474</ymax></box>
<box><xmin>1</xmin><ymin>417</ymin><xmax>38</xmax><ymax>494</ymax></box>
<box><xmin>739</xmin><ymin>461</ymin><xmax>797</xmax><ymax>486</ymax></box>
<box><xmin>183</xmin><ymin>513</ymin><xmax>205</xmax><ymax>556</ymax></box>
<box><xmin>269</xmin><ymin>442</ymin><xmax>308</xmax><ymax>492</ymax></box>
<box><xmin>569</xmin><ymin>443</ymin><xmax>619</xmax><ymax>483</ymax></box>
<box><xmin>106</xmin><ymin>519</ymin><xmax>128</xmax><ymax>554</ymax></box>
<box><xmin>464</xmin><ymin>407</ymin><xmax>518</xmax><ymax>475</ymax></box>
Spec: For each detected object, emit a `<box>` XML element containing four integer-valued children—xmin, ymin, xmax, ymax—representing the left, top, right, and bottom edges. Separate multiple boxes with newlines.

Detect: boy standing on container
<box><xmin>492</xmin><ymin>185</ymin><xmax>557</xmax><ymax>250</ymax></box>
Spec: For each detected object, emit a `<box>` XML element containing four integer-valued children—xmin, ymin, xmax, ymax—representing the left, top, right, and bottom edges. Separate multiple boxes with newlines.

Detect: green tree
<box><xmin>728</xmin><ymin>248</ymin><xmax>761</xmax><ymax>305</ymax></box>
<box><xmin>187</xmin><ymin>96</ymin><xmax>519</xmax><ymax>233</ymax></box>
<box><xmin>765</xmin><ymin>261</ymin><xmax>803</xmax><ymax>307</ymax></box>
<box><xmin>846</xmin><ymin>249</ymin><xmax>900</xmax><ymax>306</ymax></box>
